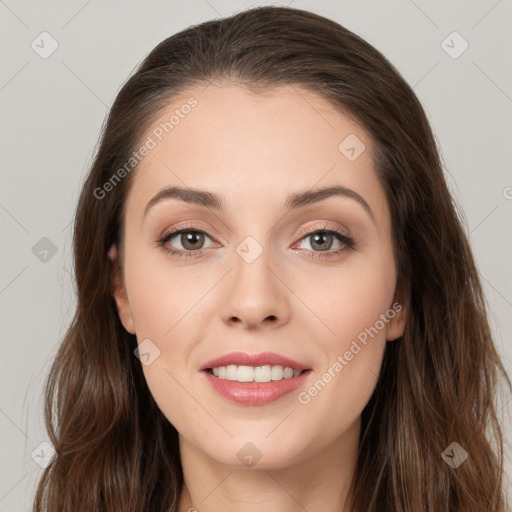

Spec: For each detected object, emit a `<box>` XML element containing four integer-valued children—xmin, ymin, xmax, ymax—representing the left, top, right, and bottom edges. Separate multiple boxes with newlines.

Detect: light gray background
<box><xmin>1</xmin><ymin>0</ymin><xmax>511</xmax><ymax>510</ymax></box>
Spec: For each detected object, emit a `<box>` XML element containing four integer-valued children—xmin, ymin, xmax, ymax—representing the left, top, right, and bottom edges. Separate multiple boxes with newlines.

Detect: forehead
<box><xmin>124</xmin><ymin>83</ymin><xmax>389</xmax><ymax>226</ymax></box>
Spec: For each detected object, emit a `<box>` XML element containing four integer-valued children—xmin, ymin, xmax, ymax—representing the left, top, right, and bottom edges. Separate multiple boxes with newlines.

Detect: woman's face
<box><xmin>111</xmin><ymin>83</ymin><xmax>406</xmax><ymax>469</ymax></box>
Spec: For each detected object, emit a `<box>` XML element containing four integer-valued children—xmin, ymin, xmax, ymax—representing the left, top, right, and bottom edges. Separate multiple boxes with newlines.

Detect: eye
<box><xmin>157</xmin><ymin>224</ymin><xmax>356</xmax><ymax>260</ymax></box>
<box><xmin>157</xmin><ymin>226</ymin><xmax>217</xmax><ymax>259</ymax></box>
<box><xmin>293</xmin><ymin>226</ymin><xmax>355</xmax><ymax>259</ymax></box>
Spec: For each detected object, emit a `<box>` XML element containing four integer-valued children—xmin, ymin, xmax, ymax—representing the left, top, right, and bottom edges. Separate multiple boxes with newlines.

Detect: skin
<box><xmin>110</xmin><ymin>83</ymin><xmax>406</xmax><ymax>512</ymax></box>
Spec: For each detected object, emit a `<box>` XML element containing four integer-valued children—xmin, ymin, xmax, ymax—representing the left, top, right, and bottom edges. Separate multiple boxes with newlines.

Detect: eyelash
<box><xmin>156</xmin><ymin>224</ymin><xmax>356</xmax><ymax>261</ymax></box>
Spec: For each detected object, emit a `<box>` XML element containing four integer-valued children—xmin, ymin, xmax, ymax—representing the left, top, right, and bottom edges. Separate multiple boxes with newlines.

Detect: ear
<box><xmin>386</xmin><ymin>282</ymin><xmax>407</xmax><ymax>342</ymax></box>
<box><xmin>108</xmin><ymin>244</ymin><xmax>136</xmax><ymax>335</ymax></box>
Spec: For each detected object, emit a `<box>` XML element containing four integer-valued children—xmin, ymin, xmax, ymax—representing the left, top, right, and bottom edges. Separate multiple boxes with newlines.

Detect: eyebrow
<box><xmin>143</xmin><ymin>184</ymin><xmax>374</xmax><ymax>221</ymax></box>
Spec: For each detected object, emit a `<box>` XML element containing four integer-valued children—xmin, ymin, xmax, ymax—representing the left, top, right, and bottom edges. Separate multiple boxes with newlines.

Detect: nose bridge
<box><xmin>220</xmin><ymin>234</ymin><xmax>291</xmax><ymax>329</ymax></box>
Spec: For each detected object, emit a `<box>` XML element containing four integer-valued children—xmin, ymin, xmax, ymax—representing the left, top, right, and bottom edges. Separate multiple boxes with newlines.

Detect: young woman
<box><xmin>33</xmin><ymin>5</ymin><xmax>510</xmax><ymax>512</ymax></box>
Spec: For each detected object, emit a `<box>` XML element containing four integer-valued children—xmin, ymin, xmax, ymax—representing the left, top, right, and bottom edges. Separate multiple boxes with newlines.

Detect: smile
<box><xmin>208</xmin><ymin>364</ymin><xmax>305</xmax><ymax>382</ymax></box>
<box><xmin>202</xmin><ymin>367</ymin><xmax>313</xmax><ymax>405</ymax></box>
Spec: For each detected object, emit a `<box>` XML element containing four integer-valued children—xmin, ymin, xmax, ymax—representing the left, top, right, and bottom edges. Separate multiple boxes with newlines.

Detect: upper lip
<box><xmin>199</xmin><ymin>351</ymin><xmax>311</xmax><ymax>371</ymax></box>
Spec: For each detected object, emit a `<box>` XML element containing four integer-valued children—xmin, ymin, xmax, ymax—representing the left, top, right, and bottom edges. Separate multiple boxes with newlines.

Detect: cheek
<box><xmin>123</xmin><ymin>247</ymin><xmax>193</xmax><ymax>337</ymax></box>
<box><xmin>123</xmin><ymin>249</ymin><xmax>209</xmax><ymax>401</ymax></box>
<box><xmin>326</xmin><ymin>275</ymin><xmax>394</xmax><ymax>349</ymax></box>
<box><xmin>124</xmin><ymin>255</ymin><xmax>203</xmax><ymax>431</ymax></box>
<box><xmin>296</xmin><ymin>247</ymin><xmax>397</xmax><ymax>353</ymax></box>
<box><xmin>291</xmin><ymin>251</ymin><xmax>395</xmax><ymax>419</ymax></box>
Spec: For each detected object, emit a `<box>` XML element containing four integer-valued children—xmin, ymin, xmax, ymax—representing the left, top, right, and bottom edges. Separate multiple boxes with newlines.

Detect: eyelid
<box><xmin>292</xmin><ymin>221</ymin><xmax>351</xmax><ymax>242</ymax></box>
<box><xmin>156</xmin><ymin>219</ymin><xmax>356</xmax><ymax>262</ymax></box>
<box><xmin>159</xmin><ymin>222</ymin><xmax>219</xmax><ymax>243</ymax></box>
<box><xmin>159</xmin><ymin>221</ymin><xmax>349</xmax><ymax>244</ymax></box>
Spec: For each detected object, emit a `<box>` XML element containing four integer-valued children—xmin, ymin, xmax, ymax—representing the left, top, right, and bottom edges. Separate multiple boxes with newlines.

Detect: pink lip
<box><xmin>199</xmin><ymin>351</ymin><xmax>312</xmax><ymax>406</ymax></box>
<box><xmin>199</xmin><ymin>351</ymin><xmax>310</xmax><ymax>371</ymax></box>
<box><xmin>202</xmin><ymin>369</ymin><xmax>313</xmax><ymax>406</ymax></box>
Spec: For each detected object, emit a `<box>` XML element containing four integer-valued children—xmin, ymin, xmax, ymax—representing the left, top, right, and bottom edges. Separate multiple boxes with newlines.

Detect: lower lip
<box><xmin>202</xmin><ymin>369</ymin><xmax>312</xmax><ymax>405</ymax></box>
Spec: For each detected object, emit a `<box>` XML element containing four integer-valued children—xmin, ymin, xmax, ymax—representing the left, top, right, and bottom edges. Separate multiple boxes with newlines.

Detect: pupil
<box><xmin>178</xmin><ymin>231</ymin><xmax>333</xmax><ymax>252</ymax></box>
<box><xmin>312</xmin><ymin>232</ymin><xmax>332</xmax><ymax>251</ymax></box>
<box><xmin>182</xmin><ymin>231</ymin><xmax>203</xmax><ymax>250</ymax></box>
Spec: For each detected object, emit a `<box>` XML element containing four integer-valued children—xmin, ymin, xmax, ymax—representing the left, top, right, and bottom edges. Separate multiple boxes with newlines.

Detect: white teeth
<box><xmin>283</xmin><ymin>367</ymin><xmax>294</xmax><ymax>379</ymax></box>
<box><xmin>208</xmin><ymin>364</ymin><xmax>305</xmax><ymax>383</ymax></box>
<box><xmin>226</xmin><ymin>365</ymin><xmax>238</xmax><ymax>381</ymax></box>
<box><xmin>254</xmin><ymin>365</ymin><xmax>271</xmax><ymax>382</ymax></box>
<box><xmin>238</xmin><ymin>365</ymin><xmax>256</xmax><ymax>382</ymax></box>
<box><xmin>271</xmin><ymin>365</ymin><xmax>283</xmax><ymax>380</ymax></box>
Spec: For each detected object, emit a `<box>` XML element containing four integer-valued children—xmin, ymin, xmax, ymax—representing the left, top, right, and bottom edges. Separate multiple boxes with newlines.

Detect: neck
<box><xmin>176</xmin><ymin>417</ymin><xmax>361</xmax><ymax>512</ymax></box>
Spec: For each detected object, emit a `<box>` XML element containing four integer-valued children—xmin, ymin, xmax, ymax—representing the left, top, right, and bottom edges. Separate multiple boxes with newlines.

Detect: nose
<box><xmin>220</xmin><ymin>247</ymin><xmax>291</xmax><ymax>331</ymax></box>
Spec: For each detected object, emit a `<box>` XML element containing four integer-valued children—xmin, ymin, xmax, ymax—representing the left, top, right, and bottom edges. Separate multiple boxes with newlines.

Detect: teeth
<box><xmin>209</xmin><ymin>365</ymin><xmax>304</xmax><ymax>383</ymax></box>
<box><xmin>226</xmin><ymin>365</ymin><xmax>238</xmax><ymax>380</ymax></box>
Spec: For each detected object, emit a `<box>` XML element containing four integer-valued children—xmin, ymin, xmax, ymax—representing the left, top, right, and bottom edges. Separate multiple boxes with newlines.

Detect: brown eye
<box><xmin>158</xmin><ymin>227</ymin><xmax>216</xmax><ymax>257</ymax></box>
<box><xmin>308</xmin><ymin>232</ymin><xmax>335</xmax><ymax>252</ymax></box>
<box><xmin>293</xmin><ymin>228</ymin><xmax>355</xmax><ymax>260</ymax></box>
<box><xmin>180</xmin><ymin>231</ymin><xmax>205</xmax><ymax>250</ymax></box>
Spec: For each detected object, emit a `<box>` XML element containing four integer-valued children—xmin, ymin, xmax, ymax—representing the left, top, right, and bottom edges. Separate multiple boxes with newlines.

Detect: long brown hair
<box><xmin>33</xmin><ymin>6</ymin><xmax>510</xmax><ymax>511</ymax></box>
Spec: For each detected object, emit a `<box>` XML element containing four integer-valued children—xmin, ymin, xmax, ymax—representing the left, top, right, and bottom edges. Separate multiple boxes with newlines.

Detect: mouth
<box><xmin>202</xmin><ymin>366</ymin><xmax>313</xmax><ymax>405</ymax></box>
<box><xmin>204</xmin><ymin>365</ymin><xmax>310</xmax><ymax>383</ymax></box>
<box><xmin>199</xmin><ymin>351</ymin><xmax>312</xmax><ymax>405</ymax></box>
